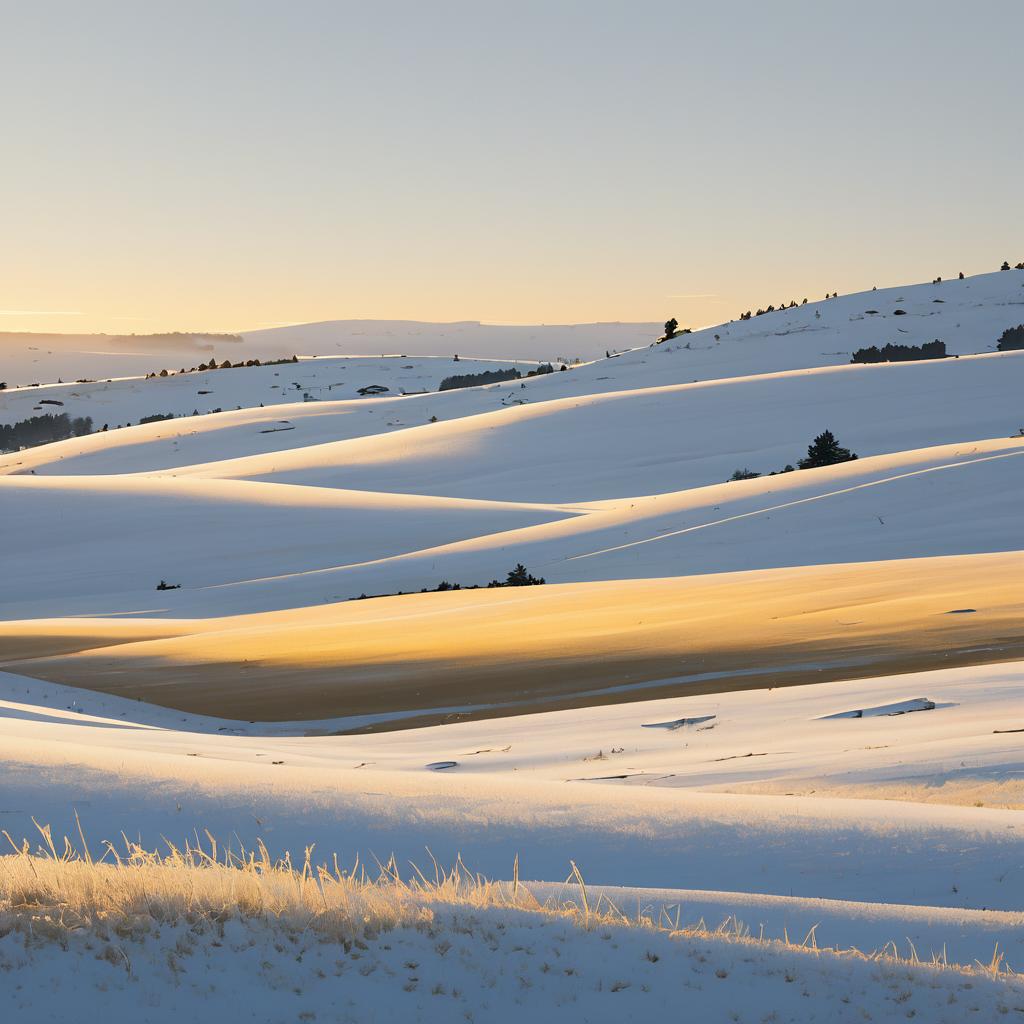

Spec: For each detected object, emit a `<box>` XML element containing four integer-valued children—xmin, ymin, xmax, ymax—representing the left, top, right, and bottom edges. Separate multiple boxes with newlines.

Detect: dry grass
<box><xmin>0</xmin><ymin>820</ymin><xmax>1017</xmax><ymax>984</ymax></box>
<box><xmin>0</xmin><ymin>818</ymin><xmax>528</xmax><ymax>946</ymax></box>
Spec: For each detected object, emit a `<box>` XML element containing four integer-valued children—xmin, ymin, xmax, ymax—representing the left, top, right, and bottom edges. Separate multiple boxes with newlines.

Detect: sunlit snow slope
<box><xmin>1</xmin><ymin>270</ymin><xmax>1023</xmax><ymax>720</ymax></box>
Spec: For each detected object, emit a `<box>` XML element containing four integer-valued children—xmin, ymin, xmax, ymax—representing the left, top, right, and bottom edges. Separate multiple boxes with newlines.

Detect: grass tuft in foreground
<box><xmin>0</xmin><ymin>819</ymin><xmax>1016</xmax><ymax>984</ymax></box>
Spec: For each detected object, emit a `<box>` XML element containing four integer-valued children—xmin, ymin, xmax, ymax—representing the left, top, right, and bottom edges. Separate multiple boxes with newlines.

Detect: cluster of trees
<box><xmin>0</xmin><ymin>412</ymin><xmax>93</xmax><ymax>452</ymax></box>
<box><xmin>734</xmin><ymin>264</ymin><xmax>1023</xmax><ymax>326</ymax></box>
<box><xmin>439</xmin><ymin>367</ymin><xmax>521</xmax><ymax>391</ymax></box>
<box><xmin>729</xmin><ymin>429</ymin><xmax>857</xmax><ymax>481</ymax></box>
<box><xmin>658</xmin><ymin>318</ymin><xmax>692</xmax><ymax>343</ymax></box>
<box><xmin>728</xmin><ymin>263</ymin><xmax>1024</xmax><ymax>326</ymax></box>
<box><xmin>431</xmin><ymin>565</ymin><xmax>546</xmax><ymax>590</ymax></box>
<box><xmin>997</xmin><ymin>325</ymin><xmax>1024</xmax><ymax>351</ymax></box>
<box><xmin>355</xmin><ymin>564</ymin><xmax>545</xmax><ymax>601</ymax></box>
<box><xmin>0</xmin><ymin>405</ymin><xmax>240</xmax><ymax>452</ymax></box>
<box><xmin>738</xmin><ymin>298</ymin><xmax>809</xmax><ymax>321</ymax></box>
<box><xmin>438</xmin><ymin>363</ymin><xmax>558</xmax><ymax>391</ymax></box>
<box><xmin>144</xmin><ymin>355</ymin><xmax>298</xmax><ymax>379</ymax></box>
<box><xmin>851</xmin><ymin>340</ymin><xmax>947</xmax><ymax>364</ymax></box>
<box><xmin>489</xmin><ymin>563</ymin><xmax>545</xmax><ymax>587</ymax></box>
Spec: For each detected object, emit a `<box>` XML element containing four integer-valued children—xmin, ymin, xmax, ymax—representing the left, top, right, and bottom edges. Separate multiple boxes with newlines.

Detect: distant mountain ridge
<box><xmin>0</xmin><ymin>320</ymin><xmax>659</xmax><ymax>387</ymax></box>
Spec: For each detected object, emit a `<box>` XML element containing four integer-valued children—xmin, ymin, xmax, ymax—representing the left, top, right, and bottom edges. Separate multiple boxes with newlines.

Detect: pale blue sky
<box><xmin>1</xmin><ymin>0</ymin><xmax>1021</xmax><ymax>333</ymax></box>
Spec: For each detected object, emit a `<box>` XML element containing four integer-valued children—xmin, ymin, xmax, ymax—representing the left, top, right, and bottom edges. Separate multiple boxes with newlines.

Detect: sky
<box><xmin>1</xmin><ymin>0</ymin><xmax>1022</xmax><ymax>336</ymax></box>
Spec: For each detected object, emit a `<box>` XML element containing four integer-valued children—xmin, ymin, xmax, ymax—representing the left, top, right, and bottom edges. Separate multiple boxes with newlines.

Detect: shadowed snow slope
<box><xmin>1</xmin><ymin>436</ymin><xmax>1020</xmax><ymax>620</ymax></box>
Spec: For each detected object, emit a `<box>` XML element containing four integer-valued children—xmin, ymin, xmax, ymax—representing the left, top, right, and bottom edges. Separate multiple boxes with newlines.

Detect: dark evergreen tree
<box><xmin>488</xmin><ymin>563</ymin><xmax>545</xmax><ymax>587</ymax></box>
<box><xmin>996</xmin><ymin>324</ymin><xmax>1024</xmax><ymax>351</ymax></box>
<box><xmin>506</xmin><ymin>563</ymin><xmax>544</xmax><ymax>586</ymax></box>
<box><xmin>798</xmin><ymin>430</ymin><xmax>857</xmax><ymax>469</ymax></box>
<box><xmin>663</xmin><ymin>318</ymin><xmax>678</xmax><ymax>339</ymax></box>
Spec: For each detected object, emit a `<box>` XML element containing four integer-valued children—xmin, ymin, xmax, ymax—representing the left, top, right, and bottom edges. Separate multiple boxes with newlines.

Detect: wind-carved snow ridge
<box><xmin>819</xmin><ymin>697</ymin><xmax>945</xmax><ymax>719</ymax></box>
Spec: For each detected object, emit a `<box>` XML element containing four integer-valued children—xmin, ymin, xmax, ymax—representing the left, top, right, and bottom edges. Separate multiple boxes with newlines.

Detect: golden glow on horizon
<box><xmin>2</xmin><ymin>6</ymin><xmax>1020</xmax><ymax>340</ymax></box>
<box><xmin>0</xmin><ymin>257</ymin><xmax>1005</xmax><ymax>339</ymax></box>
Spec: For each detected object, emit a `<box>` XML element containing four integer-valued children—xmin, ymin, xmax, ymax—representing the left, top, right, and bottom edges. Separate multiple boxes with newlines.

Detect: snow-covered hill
<box><xmin>0</xmin><ymin>353</ymin><xmax>532</xmax><ymax>430</ymax></box>
<box><xmin>3</xmin><ymin>270</ymin><xmax>1023</xmax><ymax>1019</ymax></box>
<box><xmin>0</xmin><ymin>320</ymin><xmax>658</xmax><ymax>392</ymax></box>
<box><xmin>241</xmin><ymin>318</ymin><xmax>660</xmax><ymax>363</ymax></box>
<box><xmin>4</xmin><ymin>270</ymin><xmax>1023</xmax><ymax>442</ymax></box>
<box><xmin>2</xmin><ymin>269</ymin><xmax>1023</xmax><ymax>687</ymax></box>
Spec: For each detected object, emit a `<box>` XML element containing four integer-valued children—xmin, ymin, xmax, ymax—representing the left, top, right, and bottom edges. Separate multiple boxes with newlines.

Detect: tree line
<box><xmin>0</xmin><ymin>412</ymin><xmax>93</xmax><ymax>452</ymax></box>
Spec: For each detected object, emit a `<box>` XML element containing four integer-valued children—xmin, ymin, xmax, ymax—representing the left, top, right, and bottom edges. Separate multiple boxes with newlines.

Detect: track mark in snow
<box><xmin>566</xmin><ymin>448</ymin><xmax>1024</xmax><ymax>564</ymax></box>
<box><xmin>711</xmin><ymin>751</ymin><xmax>792</xmax><ymax>762</ymax></box>
<box><xmin>568</xmin><ymin>773</ymin><xmax>646</xmax><ymax>782</ymax></box>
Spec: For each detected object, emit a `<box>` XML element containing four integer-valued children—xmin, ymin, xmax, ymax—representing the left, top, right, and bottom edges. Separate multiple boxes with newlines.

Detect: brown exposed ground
<box><xmin>1</xmin><ymin>551</ymin><xmax>1021</xmax><ymax>726</ymax></box>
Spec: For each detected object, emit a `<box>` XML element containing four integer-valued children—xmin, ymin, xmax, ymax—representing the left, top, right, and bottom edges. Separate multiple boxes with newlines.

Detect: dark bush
<box><xmin>996</xmin><ymin>325</ymin><xmax>1024</xmax><ymax>352</ymax></box>
<box><xmin>851</xmin><ymin>340</ymin><xmax>947</xmax><ymax>363</ymax></box>
<box><xmin>526</xmin><ymin>363</ymin><xmax>554</xmax><ymax>377</ymax></box>
<box><xmin>439</xmin><ymin>367</ymin><xmax>521</xmax><ymax>391</ymax></box>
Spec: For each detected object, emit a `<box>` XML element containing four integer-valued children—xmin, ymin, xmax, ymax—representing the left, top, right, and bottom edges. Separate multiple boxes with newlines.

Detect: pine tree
<box><xmin>798</xmin><ymin>429</ymin><xmax>857</xmax><ymax>469</ymax></box>
<box><xmin>489</xmin><ymin>563</ymin><xmax>545</xmax><ymax>587</ymax></box>
<box><xmin>663</xmin><ymin>318</ymin><xmax>678</xmax><ymax>339</ymax></box>
<box><xmin>507</xmin><ymin>563</ymin><xmax>542</xmax><ymax>586</ymax></box>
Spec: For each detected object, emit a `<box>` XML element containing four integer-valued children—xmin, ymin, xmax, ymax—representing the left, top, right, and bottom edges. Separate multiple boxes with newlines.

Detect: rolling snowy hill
<box><xmin>3</xmin><ymin>270</ymin><xmax>1023</xmax><ymax>1021</ymax></box>
<box><xmin>0</xmin><ymin>320</ymin><xmax>658</xmax><ymax>391</ymax></box>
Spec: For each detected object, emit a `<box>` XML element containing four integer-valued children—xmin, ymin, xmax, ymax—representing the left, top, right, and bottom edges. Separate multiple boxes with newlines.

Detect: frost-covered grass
<box><xmin>1</xmin><ymin>822</ymin><xmax>1017</xmax><ymax>975</ymax></box>
<box><xmin>1</xmin><ymin>821</ymin><xmax>515</xmax><ymax>946</ymax></box>
<box><xmin>2</xmin><ymin>825</ymin><xmax>1022</xmax><ymax>1023</ymax></box>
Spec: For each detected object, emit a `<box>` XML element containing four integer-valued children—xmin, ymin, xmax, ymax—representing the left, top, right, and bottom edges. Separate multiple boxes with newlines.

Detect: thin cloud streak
<box><xmin>0</xmin><ymin>309</ymin><xmax>83</xmax><ymax>316</ymax></box>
